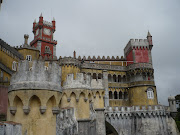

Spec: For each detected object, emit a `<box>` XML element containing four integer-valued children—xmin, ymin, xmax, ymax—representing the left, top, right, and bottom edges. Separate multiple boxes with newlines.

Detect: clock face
<box><xmin>43</xmin><ymin>28</ymin><xmax>51</xmax><ymax>36</ymax></box>
<box><xmin>35</xmin><ymin>29</ymin><xmax>39</xmax><ymax>36</ymax></box>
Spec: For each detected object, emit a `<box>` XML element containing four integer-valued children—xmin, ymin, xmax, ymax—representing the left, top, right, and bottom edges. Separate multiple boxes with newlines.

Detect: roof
<box><xmin>0</xmin><ymin>39</ymin><xmax>23</xmax><ymax>60</ymax></box>
<box><xmin>147</xmin><ymin>31</ymin><xmax>152</xmax><ymax>37</ymax></box>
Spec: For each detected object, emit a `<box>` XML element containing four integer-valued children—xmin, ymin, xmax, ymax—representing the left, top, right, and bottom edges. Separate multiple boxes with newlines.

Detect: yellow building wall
<box><xmin>93</xmin><ymin>61</ymin><xmax>127</xmax><ymax>66</ymax></box>
<box><xmin>129</xmin><ymin>86</ymin><xmax>158</xmax><ymax>106</ymax></box>
<box><xmin>18</xmin><ymin>48</ymin><xmax>39</xmax><ymax>61</ymax></box>
<box><xmin>8</xmin><ymin>90</ymin><xmax>61</xmax><ymax>135</ymax></box>
<box><xmin>61</xmin><ymin>65</ymin><xmax>80</xmax><ymax>86</ymax></box>
<box><xmin>0</xmin><ymin>48</ymin><xmax>19</xmax><ymax>71</ymax></box>
<box><xmin>60</xmin><ymin>89</ymin><xmax>104</xmax><ymax>120</ymax></box>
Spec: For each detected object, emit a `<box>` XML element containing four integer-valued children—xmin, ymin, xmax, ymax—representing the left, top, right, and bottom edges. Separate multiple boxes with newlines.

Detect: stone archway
<box><xmin>106</xmin><ymin>121</ymin><xmax>118</xmax><ymax>135</ymax></box>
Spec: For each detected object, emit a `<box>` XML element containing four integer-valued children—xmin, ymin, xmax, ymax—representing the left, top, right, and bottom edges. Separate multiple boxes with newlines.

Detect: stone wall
<box><xmin>0</xmin><ymin>121</ymin><xmax>22</xmax><ymax>135</ymax></box>
<box><xmin>105</xmin><ymin>106</ymin><xmax>180</xmax><ymax>135</ymax></box>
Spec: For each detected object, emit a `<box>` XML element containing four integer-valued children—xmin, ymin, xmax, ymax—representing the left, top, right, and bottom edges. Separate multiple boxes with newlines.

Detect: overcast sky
<box><xmin>0</xmin><ymin>0</ymin><xmax>180</xmax><ymax>105</ymax></box>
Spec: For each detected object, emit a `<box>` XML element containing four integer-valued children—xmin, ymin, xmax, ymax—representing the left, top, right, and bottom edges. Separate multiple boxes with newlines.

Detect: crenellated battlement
<box><xmin>63</xmin><ymin>73</ymin><xmax>104</xmax><ymax>90</ymax></box>
<box><xmin>77</xmin><ymin>55</ymin><xmax>125</xmax><ymax>61</ymax></box>
<box><xmin>124</xmin><ymin>38</ymin><xmax>150</xmax><ymax>55</ymax></box>
<box><xmin>105</xmin><ymin>105</ymin><xmax>170</xmax><ymax>118</ymax></box>
<box><xmin>59</xmin><ymin>57</ymin><xmax>81</xmax><ymax>67</ymax></box>
<box><xmin>9</xmin><ymin>60</ymin><xmax>62</xmax><ymax>92</ymax></box>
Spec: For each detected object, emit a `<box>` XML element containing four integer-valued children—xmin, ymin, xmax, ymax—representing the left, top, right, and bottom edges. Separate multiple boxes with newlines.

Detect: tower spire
<box><xmin>147</xmin><ymin>30</ymin><xmax>152</xmax><ymax>37</ymax></box>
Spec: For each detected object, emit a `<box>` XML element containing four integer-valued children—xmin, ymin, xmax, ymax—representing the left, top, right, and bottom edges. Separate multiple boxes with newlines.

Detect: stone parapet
<box><xmin>81</xmin><ymin>62</ymin><xmax>153</xmax><ymax>71</ymax></box>
<box><xmin>9</xmin><ymin>60</ymin><xmax>62</xmax><ymax>92</ymax></box>
<box><xmin>105</xmin><ymin>105</ymin><xmax>170</xmax><ymax>118</ymax></box>
<box><xmin>63</xmin><ymin>73</ymin><xmax>104</xmax><ymax>90</ymax></box>
<box><xmin>124</xmin><ymin>39</ymin><xmax>149</xmax><ymax>55</ymax></box>
<box><xmin>59</xmin><ymin>57</ymin><xmax>81</xmax><ymax>67</ymax></box>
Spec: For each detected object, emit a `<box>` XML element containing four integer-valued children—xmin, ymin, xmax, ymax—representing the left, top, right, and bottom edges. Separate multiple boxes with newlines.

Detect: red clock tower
<box><xmin>30</xmin><ymin>14</ymin><xmax>57</xmax><ymax>58</ymax></box>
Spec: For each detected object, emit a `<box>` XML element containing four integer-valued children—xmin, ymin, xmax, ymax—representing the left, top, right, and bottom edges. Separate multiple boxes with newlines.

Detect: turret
<box><xmin>168</xmin><ymin>96</ymin><xmax>177</xmax><ymax>118</ymax></box>
<box><xmin>124</xmin><ymin>32</ymin><xmax>153</xmax><ymax>64</ymax></box>
<box><xmin>30</xmin><ymin>15</ymin><xmax>57</xmax><ymax>58</ymax></box>
<box><xmin>52</xmin><ymin>17</ymin><xmax>56</xmax><ymax>32</ymax></box>
<box><xmin>39</xmin><ymin>13</ymin><xmax>43</xmax><ymax>27</ymax></box>
<box><xmin>147</xmin><ymin>31</ymin><xmax>153</xmax><ymax>49</ymax></box>
<box><xmin>7</xmin><ymin>60</ymin><xmax>62</xmax><ymax>135</ymax></box>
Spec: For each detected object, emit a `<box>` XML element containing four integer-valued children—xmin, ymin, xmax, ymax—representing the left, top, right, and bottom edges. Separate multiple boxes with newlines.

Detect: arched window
<box><xmin>92</xmin><ymin>73</ymin><xmax>97</xmax><ymax>80</ymax></box>
<box><xmin>118</xmin><ymin>75</ymin><xmax>121</xmax><ymax>82</ymax></box>
<box><xmin>119</xmin><ymin>91</ymin><xmax>123</xmax><ymax>99</ymax></box>
<box><xmin>113</xmin><ymin>75</ymin><xmax>116</xmax><ymax>82</ymax></box>
<box><xmin>122</xmin><ymin>75</ymin><xmax>126</xmax><ymax>82</ymax></box>
<box><xmin>26</xmin><ymin>55</ymin><xmax>32</xmax><ymax>61</ymax></box>
<box><xmin>109</xmin><ymin>91</ymin><xmax>113</xmax><ymax>99</ymax></box>
<box><xmin>147</xmin><ymin>88</ymin><xmax>154</xmax><ymax>99</ymax></box>
<box><xmin>12</xmin><ymin>61</ymin><xmax>17</xmax><ymax>71</ymax></box>
<box><xmin>98</xmin><ymin>73</ymin><xmax>102</xmax><ymax>79</ymax></box>
<box><xmin>114</xmin><ymin>91</ymin><xmax>118</xmax><ymax>99</ymax></box>
<box><xmin>108</xmin><ymin>74</ymin><xmax>111</xmax><ymax>82</ymax></box>
<box><xmin>124</xmin><ymin>92</ymin><xmax>128</xmax><ymax>99</ymax></box>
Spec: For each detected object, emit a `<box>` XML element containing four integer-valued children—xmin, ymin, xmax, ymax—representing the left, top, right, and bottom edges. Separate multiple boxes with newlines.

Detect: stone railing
<box><xmin>81</xmin><ymin>63</ymin><xmax>126</xmax><ymax>71</ymax></box>
<box><xmin>81</xmin><ymin>62</ymin><xmax>153</xmax><ymax>71</ymax></box>
<box><xmin>105</xmin><ymin>105</ymin><xmax>170</xmax><ymax>118</ymax></box>
<box><xmin>127</xmin><ymin>63</ymin><xmax>153</xmax><ymax>70</ymax></box>
<box><xmin>59</xmin><ymin>57</ymin><xmax>81</xmax><ymax>67</ymax></box>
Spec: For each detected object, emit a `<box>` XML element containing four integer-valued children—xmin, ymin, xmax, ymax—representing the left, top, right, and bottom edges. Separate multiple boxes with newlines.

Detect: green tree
<box><xmin>175</xmin><ymin>94</ymin><xmax>180</xmax><ymax>131</ymax></box>
<box><xmin>175</xmin><ymin>94</ymin><xmax>180</xmax><ymax>109</ymax></box>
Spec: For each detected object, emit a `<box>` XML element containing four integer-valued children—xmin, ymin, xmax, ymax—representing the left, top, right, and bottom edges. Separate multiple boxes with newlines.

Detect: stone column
<box><xmin>95</xmin><ymin>108</ymin><xmax>106</xmax><ymax>135</ymax></box>
<box><xmin>103</xmin><ymin>70</ymin><xmax>109</xmax><ymax>107</ymax></box>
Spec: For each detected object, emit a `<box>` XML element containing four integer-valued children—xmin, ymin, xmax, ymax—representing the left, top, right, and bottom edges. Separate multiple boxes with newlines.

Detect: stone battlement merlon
<box><xmin>77</xmin><ymin>55</ymin><xmax>125</xmax><ymax>61</ymax></box>
<box><xmin>105</xmin><ymin>105</ymin><xmax>170</xmax><ymax>118</ymax></box>
<box><xmin>106</xmin><ymin>105</ymin><xmax>166</xmax><ymax>112</ymax></box>
<box><xmin>63</xmin><ymin>73</ymin><xmax>104</xmax><ymax>90</ymax></box>
<box><xmin>59</xmin><ymin>57</ymin><xmax>81</xmax><ymax>67</ymax></box>
<box><xmin>9</xmin><ymin>60</ymin><xmax>62</xmax><ymax>92</ymax></box>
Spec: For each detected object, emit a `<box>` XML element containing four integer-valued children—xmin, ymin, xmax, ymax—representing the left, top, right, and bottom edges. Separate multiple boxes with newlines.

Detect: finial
<box><xmin>147</xmin><ymin>30</ymin><xmax>152</xmax><ymax>37</ymax></box>
<box><xmin>53</xmin><ymin>17</ymin><xmax>55</xmax><ymax>21</ymax></box>
<box><xmin>40</xmin><ymin>13</ymin><xmax>43</xmax><ymax>17</ymax></box>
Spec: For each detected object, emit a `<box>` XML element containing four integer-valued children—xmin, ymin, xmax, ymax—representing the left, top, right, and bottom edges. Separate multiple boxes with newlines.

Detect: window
<box><xmin>147</xmin><ymin>88</ymin><xmax>154</xmax><ymax>99</ymax></box>
<box><xmin>109</xmin><ymin>91</ymin><xmax>113</xmax><ymax>99</ymax></box>
<box><xmin>45</xmin><ymin>46</ymin><xmax>50</xmax><ymax>51</ymax></box>
<box><xmin>114</xmin><ymin>91</ymin><xmax>118</xmax><ymax>99</ymax></box>
<box><xmin>12</xmin><ymin>61</ymin><xmax>17</xmax><ymax>71</ymax></box>
<box><xmin>44</xmin><ymin>66</ymin><xmax>48</xmax><ymax>70</ymax></box>
<box><xmin>26</xmin><ymin>55</ymin><xmax>32</xmax><ymax>61</ymax></box>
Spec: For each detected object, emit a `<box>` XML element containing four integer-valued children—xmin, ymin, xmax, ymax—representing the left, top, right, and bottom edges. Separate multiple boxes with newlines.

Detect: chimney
<box><xmin>24</xmin><ymin>34</ymin><xmax>29</xmax><ymax>45</ymax></box>
<box><xmin>73</xmin><ymin>50</ymin><xmax>76</xmax><ymax>58</ymax></box>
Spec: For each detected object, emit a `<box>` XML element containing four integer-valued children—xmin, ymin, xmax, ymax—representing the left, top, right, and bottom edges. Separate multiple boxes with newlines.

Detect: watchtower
<box><xmin>30</xmin><ymin>14</ymin><xmax>57</xmax><ymax>58</ymax></box>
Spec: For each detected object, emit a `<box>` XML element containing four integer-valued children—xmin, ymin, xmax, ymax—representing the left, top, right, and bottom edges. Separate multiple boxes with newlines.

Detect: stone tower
<box><xmin>7</xmin><ymin>60</ymin><xmax>62</xmax><ymax>135</ymax></box>
<box><xmin>168</xmin><ymin>96</ymin><xmax>177</xmax><ymax>118</ymax></box>
<box><xmin>30</xmin><ymin>14</ymin><xmax>57</xmax><ymax>58</ymax></box>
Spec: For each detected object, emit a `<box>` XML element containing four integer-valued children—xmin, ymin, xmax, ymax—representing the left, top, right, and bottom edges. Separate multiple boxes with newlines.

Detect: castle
<box><xmin>0</xmin><ymin>14</ymin><xmax>179</xmax><ymax>135</ymax></box>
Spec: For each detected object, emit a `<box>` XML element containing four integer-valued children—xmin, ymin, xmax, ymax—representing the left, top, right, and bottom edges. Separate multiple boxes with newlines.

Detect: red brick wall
<box><xmin>126</xmin><ymin>50</ymin><xmax>134</xmax><ymax>65</ymax></box>
<box><xmin>135</xmin><ymin>48</ymin><xmax>149</xmax><ymax>63</ymax></box>
<box><xmin>0</xmin><ymin>85</ymin><xmax>8</xmax><ymax>116</ymax></box>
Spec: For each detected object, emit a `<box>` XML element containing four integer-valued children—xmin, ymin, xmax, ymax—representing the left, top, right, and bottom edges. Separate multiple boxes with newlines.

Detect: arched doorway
<box><xmin>106</xmin><ymin>121</ymin><xmax>118</xmax><ymax>135</ymax></box>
